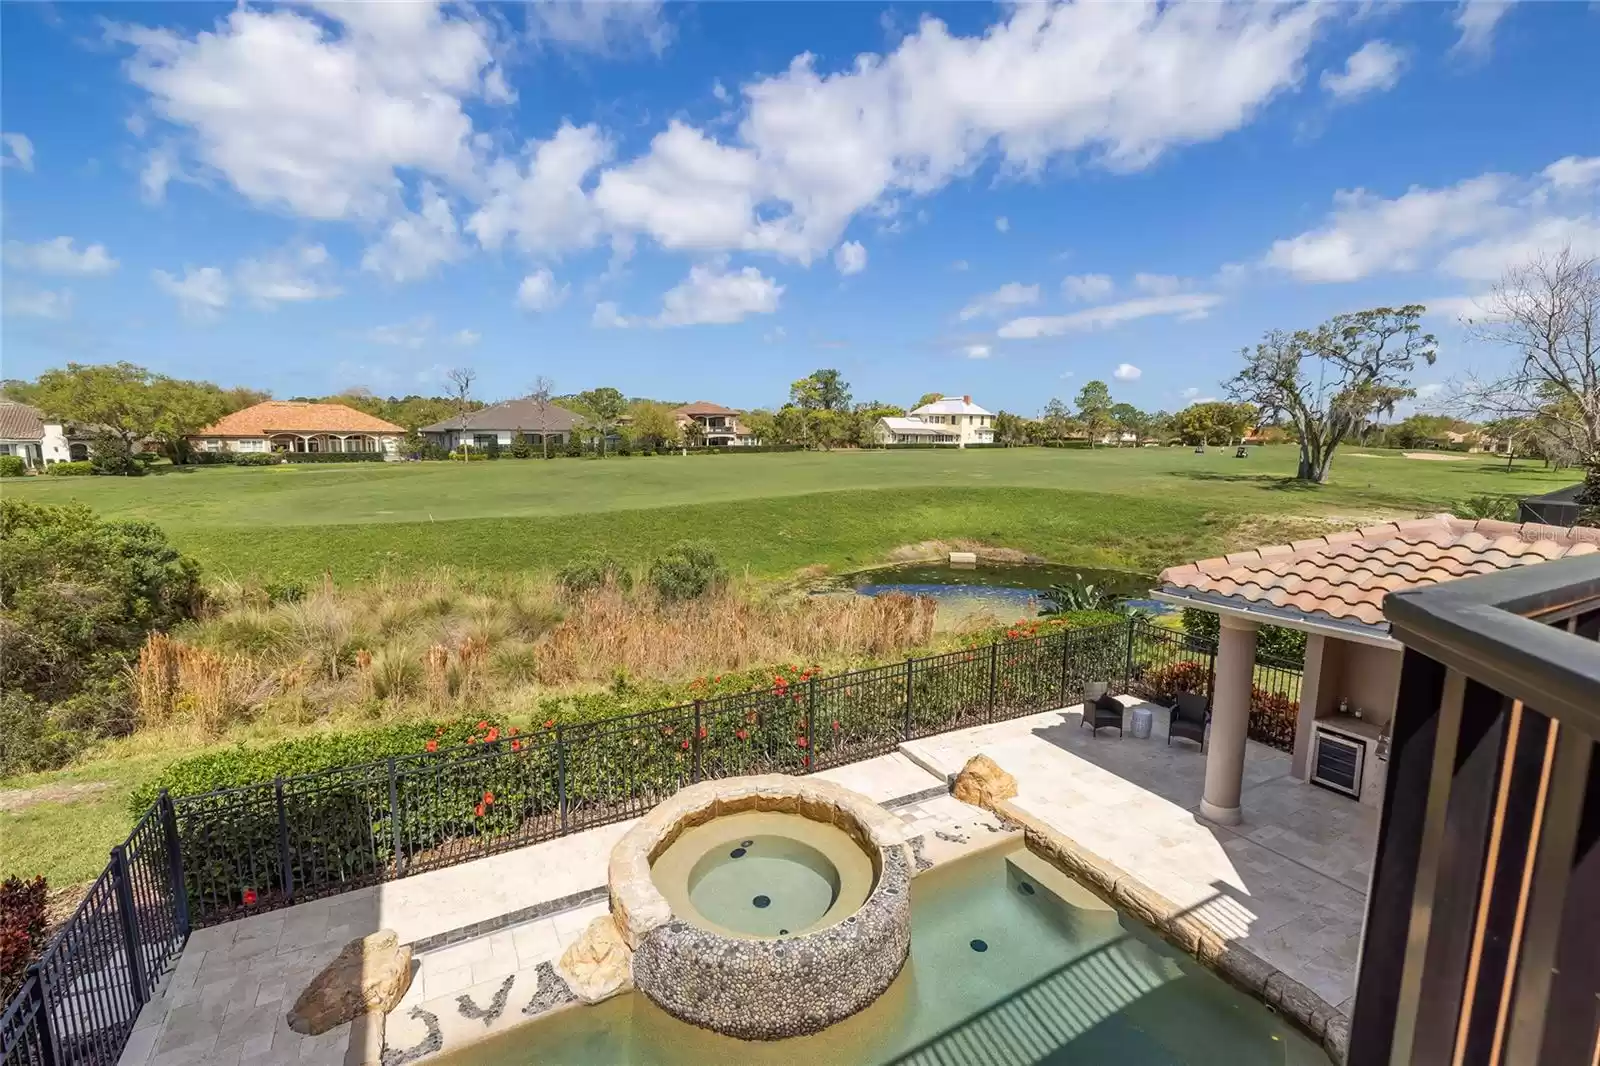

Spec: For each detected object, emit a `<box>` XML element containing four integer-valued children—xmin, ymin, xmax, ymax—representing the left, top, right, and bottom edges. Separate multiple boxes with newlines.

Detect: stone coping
<box><xmin>609</xmin><ymin>774</ymin><xmax>915</xmax><ymax>950</ymax></box>
<box><xmin>991</xmin><ymin>796</ymin><xmax>1351</xmax><ymax>1064</ymax></box>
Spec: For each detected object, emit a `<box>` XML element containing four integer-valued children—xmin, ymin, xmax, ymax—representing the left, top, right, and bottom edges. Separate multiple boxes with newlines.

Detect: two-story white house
<box><xmin>875</xmin><ymin>395</ymin><xmax>995</xmax><ymax>447</ymax></box>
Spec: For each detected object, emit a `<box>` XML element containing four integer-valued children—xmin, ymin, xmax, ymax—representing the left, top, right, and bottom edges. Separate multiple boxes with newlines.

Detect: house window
<box><xmin>473</xmin><ymin>434</ymin><xmax>496</xmax><ymax>450</ymax></box>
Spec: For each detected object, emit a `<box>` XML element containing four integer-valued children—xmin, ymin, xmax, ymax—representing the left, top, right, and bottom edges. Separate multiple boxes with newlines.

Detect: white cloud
<box><xmin>592</xmin><ymin>301</ymin><xmax>630</xmax><ymax>329</ymax></box>
<box><xmin>834</xmin><ymin>240</ymin><xmax>868</xmax><ymax>276</ymax></box>
<box><xmin>1</xmin><ymin>132</ymin><xmax>34</xmax><ymax>171</ymax></box>
<box><xmin>1452</xmin><ymin>0</ymin><xmax>1512</xmax><ymax>58</ymax></box>
<box><xmin>998</xmin><ymin>292</ymin><xmax>1221</xmax><ymax>339</ymax></box>
<box><xmin>112</xmin><ymin>3</ymin><xmax>505</xmax><ymax>220</ymax></box>
<box><xmin>1415</xmin><ymin>383</ymin><xmax>1444</xmax><ymax>398</ymax></box>
<box><xmin>763</xmin><ymin>325</ymin><xmax>787</xmax><ymax>343</ymax></box>
<box><xmin>2</xmin><ymin>288</ymin><xmax>72</xmax><ymax>320</ymax></box>
<box><xmin>361</xmin><ymin>183</ymin><xmax>466</xmax><ymax>283</ymax></box>
<box><xmin>4</xmin><ymin>237</ymin><xmax>118</xmax><ymax>276</ymax></box>
<box><xmin>1263</xmin><ymin>157</ymin><xmax>1600</xmax><ymax>283</ymax></box>
<box><xmin>140</xmin><ymin>144</ymin><xmax>180</xmax><ymax>203</ymax></box>
<box><xmin>959</xmin><ymin>282</ymin><xmax>1039</xmax><ymax>321</ymax></box>
<box><xmin>1062</xmin><ymin>274</ymin><xmax>1114</xmax><ymax>302</ymax></box>
<box><xmin>1132</xmin><ymin>272</ymin><xmax>1184</xmax><ymax>296</ymax></box>
<box><xmin>1181</xmin><ymin>387</ymin><xmax>1201</xmax><ymax>399</ymax></box>
<box><xmin>1113</xmin><ymin>363</ymin><xmax>1142</xmax><ymax>381</ymax></box>
<box><xmin>527</xmin><ymin>1</ymin><xmax>672</xmax><ymax>56</ymax></box>
<box><xmin>516</xmin><ymin>268</ymin><xmax>569</xmax><ymax>312</ymax></box>
<box><xmin>364</xmin><ymin>317</ymin><xmax>434</xmax><ymax>348</ymax></box>
<box><xmin>468</xmin><ymin>122</ymin><xmax>611</xmax><ymax>256</ymax></box>
<box><xmin>994</xmin><ymin>216</ymin><xmax>1010</xmax><ymax>234</ymax></box>
<box><xmin>1320</xmin><ymin>40</ymin><xmax>1405</xmax><ymax>100</ymax></box>
<box><xmin>951</xmin><ymin>259</ymin><xmax>969</xmax><ymax>272</ymax></box>
<box><xmin>153</xmin><ymin>266</ymin><xmax>229</xmax><ymax>320</ymax></box>
<box><xmin>963</xmin><ymin>344</ymin><xmax>992</xmax><ymax>359</ymax></box>
<box><xmin>450</xmin><ymin>329</ymin><xmax>481</xmax><ymax>347</ymax></box>
<box><xmin>655</xmin><ymin>262</ymin><xmax>783</xmax><ymax>327</ymax></box>
<box><xmin>236</xmin><ymin>243</ymin><xmax>340</xmax><ymax>307</ymax></box>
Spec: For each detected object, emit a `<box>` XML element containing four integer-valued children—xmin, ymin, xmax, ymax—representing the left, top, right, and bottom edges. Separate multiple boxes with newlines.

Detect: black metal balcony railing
<box><xmin>1351</xmin><ymin>556</ymin><xmax>1600</xmax><ymax>1066</ymax></box>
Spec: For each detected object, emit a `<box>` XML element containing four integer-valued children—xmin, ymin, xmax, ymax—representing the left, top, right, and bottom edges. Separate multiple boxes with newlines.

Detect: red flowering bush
<box><xmin>1248</xmin><ymin>689</ymin><xmax>1299</xmax><ymax>753</ymax></box>
<box><xmin>1</xmin><ymin>876</ymin><xmax>49</xmax><ymax>1000</ymax></box>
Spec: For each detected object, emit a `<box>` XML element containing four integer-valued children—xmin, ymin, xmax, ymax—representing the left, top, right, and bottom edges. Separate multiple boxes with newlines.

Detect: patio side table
<box><xmin>1130</xmin><ymin>706</ymin><xmax>1154</xmax><ymax>740</ymax></box>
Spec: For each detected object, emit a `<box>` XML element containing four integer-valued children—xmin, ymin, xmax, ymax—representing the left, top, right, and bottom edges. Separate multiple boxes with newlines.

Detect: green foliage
<box><xmin>1041</xmin><ymin>577</ymin><xmax>1115</xmax><ymax>613</ymax></box>
<box><xmin>0</xmin><ymin>874</ymin><xmax>49</xmax><ymax>1000</ymax></box>
<box><xmin>282</xmin><ymin>452</ymin><xmax>385</xmax><ymax>464</ymax></box>
<box><xmin>509</xmin><ymin>433</ymin><xmax>534</xmax><ymax>459</ymax></box>
<box><xmin>1454</xmin><ymin>494</ymin><xmax>1520</xmax><ymax>521</ymax></box>
<box><xmin>0</xmin><ymin>455</ymin><xmax>26</xmax><ymax>477</ymax></box>
<box><xmin>1180</xmin><ymin>607</ymin><xmax>1306</xmax><ymax>662</ymax></box>
<box><xmin>46</xmin><ymin>460</ymin><xmax>93</xmax><ymax>476</ymax></box>
<box><xmin>790</xmin><ymin>369</ymin><xmax>852</xmax><ymax>412</ymax></box>
<box><xmin>1175</xmin><ymin>402</ymin><xmax>1258</xmax><ymax>446</ymax></box>
<box><xmin>649</xmin><ymin>541</ymin><xmax>726</xmax><ymax>601</ymax></box>
<box><xmin>233</xmin><ymin>453</ymin><xmax>279</xmax><ymax>467</ymax></box>
<box><xmin>0</xmin><ymin>689</ymin><xmax>73</xmax><ymax>777</ymax></box>
<box><xmin>557</xmin><ymin>553</ymin><xmax>633</xmax><ymax>594</ymax></box>
<box><xmin>0</xmin><ymin>500</ymin><xmax>203</xmax><ymax>769</ymax></box>
<box><xmin>90</xmin><ymin>430</ymin><xmax>148</xmax><ymax>476</ymax></box>
<box><xmin>563</xmin><ymin>435</ymin><xmax>583</xmax><ymax>458</ymax></box>
<box><xmin>263</xmin><ymin>578</ymin><xmax>307</xmax><ymax>605</ymax></box>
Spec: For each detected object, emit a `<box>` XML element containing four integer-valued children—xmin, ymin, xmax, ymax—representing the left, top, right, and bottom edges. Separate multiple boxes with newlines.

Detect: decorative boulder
<box><xmin>556</xmin><ymin>916</ymin><xmax>633</xmax><ymax>1004</ymax></box>
<box><xmin>951</xmin><ymin>754</ymin><xmax>1018</xmax><ymax>809</ymax></box>
<box><xmin>286</xmin><ymin>931</ymin><xmax>413</xmax><ymax>1036</ymax></box>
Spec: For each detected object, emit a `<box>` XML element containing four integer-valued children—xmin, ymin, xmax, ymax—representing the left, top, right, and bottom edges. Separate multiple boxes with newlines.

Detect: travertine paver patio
<box><xmin>901</xmin><ymin>698</ymin><xmax>1378</xmax><ymax>1013</ymax></box>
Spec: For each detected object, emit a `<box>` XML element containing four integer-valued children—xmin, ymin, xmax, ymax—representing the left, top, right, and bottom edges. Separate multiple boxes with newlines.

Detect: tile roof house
<box><xmin>672</xmin><ymin>402</ymin><xmax>756</xmax><ymax>446</ymax></box>
<box><xmin>1150</xmin><ymin>515</ymin><xmax>1600</xmax><ymax>827</ymax></box>
<box><xmin>418</xmin><ymin>399</ymin><xmax>588</xmax><ymax>452</ymax></box>
<box><xmin>0</xmin><ymin>400</ymin><xmax>96</xmax><ymax>467</ymax></box>
<box><xmin>191</xmin><ymin>401</ymin><xmax>404</xmax><ymax>457</ymax></box>
<box><xmin>878</xmin><ymin>395</ymin><xmax>995</xmax><ymax>447</ymax></box>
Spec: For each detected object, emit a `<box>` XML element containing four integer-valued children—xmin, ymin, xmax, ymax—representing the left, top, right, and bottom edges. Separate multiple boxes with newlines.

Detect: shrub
<box><xmin>263</xmin><ymin>578</ymin><xmax>306</xmax><ymax>605</ymax></box>
<box><xmin>449</xmin><ymin>451</ymin><xmax>489</xmax><ymax>462</ymax></box>
<box><xmin>89</xmin><ymin>431</ymin><xmax>147</xmax><ymax>476</ymax></box>
<box><xmin>0</xmin><ymin>689</ymin><xmax>72</xmax><ymax>777</ymax></box>
<box><xmin>1</xmin><ymin>500</ymin><xmax>203</xmax><ymax>769</ymax></box>
<box><xmin>0</xmin><ymin>875</ymin><xmax>49</xmax><ymax>1001</ymax></box>
<box><xmin>648</xmin><ymin>541</ymin><xmax>726</xmax><ymax>601</ymax></box>
<box><xmin>45</xmin><ymin>460</ymin><xmax>93</xmax><ymax>476</ymax></box>
<box><xmin>0</xmin><ymin>455</ymin><xmax>26</xmax><ymax>477</ymax></box>
<box><xmin>509</xmin><ymin>435</ymin><xmax>533</xmax><ymax>459</ymax></box>
<box><xmin>283</xmin><ymin>452</ymin><xmax>385</xmax><ymax>463</ymax></box>
<box><xmin>1249</xmin><ymin>688</ymin><xmax>1299</xmax><ymax>752</ymax></box>
<box><xmin>189</xmin><ymin>451</ymin><xmax>236</xmax><ymax>465</ymax></box>
<box><xmin>1454</xmin><ymin>494</ymin><xmax>1520</xmax><ymax>521</ymax></box>
<box><xmin>557</xmin><ymin>553</ymin><xmax>633</xmax><ymax>594</ymax></box>
<box><xmin>1180</xmin><ymin>607</ymin><xmax>1305</xmax><ymax>662</ymax></box>
<box><xmin>233</xmin><ymin>453</ymin><xmax>280</xmax><ymax>467</ymax></box>
<box><xmin>563</xmin><ymin>436</ymin><xmax>583</xmax><ymax>458</ymax></box>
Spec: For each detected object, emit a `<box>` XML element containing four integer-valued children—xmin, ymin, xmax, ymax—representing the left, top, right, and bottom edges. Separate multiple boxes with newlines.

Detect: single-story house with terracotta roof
<box><xmin>418</xmin><ymin>399</ymin><xmax>588</xmax><ymax>452</ymax></box>
<box><xmin>190</xmin><ymin>401</ymin><xmax>404</xmax><ymax>457</ymax></box>
<box><xmin>1152</xmin><ymin>516</ymin><xmax>1599</xmax><ymax>825</ymax></box>
<box><xmin>673</xmin><ymin>401</ymin><xmax>756</xmax><ymax>446</ymax></box>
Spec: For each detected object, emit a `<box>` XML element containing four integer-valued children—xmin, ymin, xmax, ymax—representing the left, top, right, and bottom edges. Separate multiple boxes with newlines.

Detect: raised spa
<box><xmin>608</xmin><ymin>776</ymin><xmax>915</xmax><ymax>1040</ymax></box>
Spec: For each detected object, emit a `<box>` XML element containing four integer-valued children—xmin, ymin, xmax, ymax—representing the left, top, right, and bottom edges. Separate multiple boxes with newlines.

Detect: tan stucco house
<box><xmin>876</xmin><ymin>395</ymin><xmax>995</xmax><ymax>446</ymax></box>
<box><xmin>191</xmin><ymin>401</ymin><xmax>403</xmax><ymax>457</ymax></box>
<box><xmin>1154</xmin><ymin>516</ymin><xmax>1600</xmax><ymax>825</ymax></box>
<box><xmin>673</xmin><ymin>402</ymin><xmax>756</xmax><ymax>446</ymax></box>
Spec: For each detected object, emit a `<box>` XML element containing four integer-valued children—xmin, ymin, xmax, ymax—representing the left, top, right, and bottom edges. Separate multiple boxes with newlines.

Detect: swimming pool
<box><xmin>430</xmin><ymin>841</ymin><xmax>1328</xmax><ymax>1065</ymax></box>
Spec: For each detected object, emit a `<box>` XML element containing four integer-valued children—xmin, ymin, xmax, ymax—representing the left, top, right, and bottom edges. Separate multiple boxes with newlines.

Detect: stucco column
<box><xmin>1201</xmin><ymin>615</ymin><xmax>1258</xmax><ymax>826</ymax></box>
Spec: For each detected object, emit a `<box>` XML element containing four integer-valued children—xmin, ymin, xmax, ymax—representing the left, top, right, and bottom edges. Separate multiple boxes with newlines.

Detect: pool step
<box><xmin>1006</xmin><ymin>849</ymin><xmax>1121</xmax><ymax>928</ymax></box>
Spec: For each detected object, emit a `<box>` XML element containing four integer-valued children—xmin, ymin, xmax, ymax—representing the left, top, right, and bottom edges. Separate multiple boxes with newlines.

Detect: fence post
<box><xmin>110</xmin><ymin>845</ymin><xmax>149</xmax><ymax>1008</ymax></box>
<box><xmin>691</xmin><ymin>700</ymin><xmax>703</xmax><ymax>784</ymax></box>
<box><xmin>556</xmin><ymin>725</ymin><xmax>568</xmax><ymax>835</ymax></box>
<box><xmin>1058</xmin><ymin>631</ymin><xmax>1071</xmax><ymax>708</ymax></box>
<box><xmin>986</xmin><ymin>642</ymin><xmax>999</xmax><ymax>722</ymax></box>
<box><xmin>1123</xmin><ymin>619</ymin><xmax>1137</xmax><ymax>694</ymax></box>
<box><xmin>387</xmin><ymin>758</ymin><xmax>405</xmax><ymax>877</ymax></box>
<box><xmin>26</xmin><ymin>963</ymin><xmax>57</xmax><ymax>1066</ymax></box>
<box><xmin>805</xmin><ymin>677</ymin><xmax>817</xmax><ymax>772</ymax></box>
<box><xmin>158</xmin><ymin>790</ymin><xmax>190</xmax><ymax>937</ymax></box>
<box><xmin>274</xmin><ymin>776</ymin><xmax>293</xmax><ymax>904</ymax></box>
<box><xmin>902</xmin><ymin>658</ymin><xmax>914</xmax><ymax>740</ymax></box>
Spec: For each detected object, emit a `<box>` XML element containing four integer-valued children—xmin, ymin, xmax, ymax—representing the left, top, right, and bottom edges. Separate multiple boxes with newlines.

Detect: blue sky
<box><xmin>2</xmin><ymin>1</ymin><xmax>1596</xmax><ymax>416</ymax></box>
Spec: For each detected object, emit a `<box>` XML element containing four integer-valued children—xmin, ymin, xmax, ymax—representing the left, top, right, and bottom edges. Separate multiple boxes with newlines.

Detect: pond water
<box><xmin>837</xmin><ymin>562</ymin><xmax>1166</xmax><ymax>616</ymax></box>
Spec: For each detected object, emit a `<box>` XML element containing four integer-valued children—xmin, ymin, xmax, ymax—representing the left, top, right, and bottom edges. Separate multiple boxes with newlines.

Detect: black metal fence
<box><xmin>2</xmin><ymin>616</ymin><xmax>1299</xmax><ymax>1066</ymax></box>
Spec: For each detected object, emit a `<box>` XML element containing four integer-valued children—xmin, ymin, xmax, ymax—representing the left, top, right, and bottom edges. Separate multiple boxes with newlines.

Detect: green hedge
<box><xmin>1180</xmin><ymin>607</ymin><xmax>1306</xmax><ymax>662</ymax></box>
<box><xmin>684</xmin><ymin>444</ymin><xmax>807</xmax><ymax>454</ymax></box>
<box><xmin>879</xmin><ymin>442</ymin><xmax>960</xmax><ymax>450</ymax></box>
<box><xmin>0</xmin><ymin>456</ymin><xmax>26</xmax><ymax>477</ymax></box>
<box><xmin>283</xmin><ymin>452</ymin><xmax>386</xmax><ymax>463</ymax></box>
<box><xmin>45</xmin><ymin>461</ymin><xmax>93</xmax><ymax>476</ymax></box>
<box><xmin>1041</xmin><ymin>440</ymin><xmax>1094</xmax><ymax>449</ymax></box>
<box><xmin>233</xmin><ymin>453</ymin><xmax>279</xmax><ymax>467</ymax></box>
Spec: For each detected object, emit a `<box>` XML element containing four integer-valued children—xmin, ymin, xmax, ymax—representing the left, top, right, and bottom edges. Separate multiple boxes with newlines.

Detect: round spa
<box><xmin>608</xmin><ymin>776</ymin><xmax>915</xmax><ymax>1040</ymax></box>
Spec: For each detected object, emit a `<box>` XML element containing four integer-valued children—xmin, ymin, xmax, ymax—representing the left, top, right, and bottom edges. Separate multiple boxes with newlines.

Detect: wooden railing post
<box><xmin>158</xmin><ymin>791</ymin><xmax>190</xmax><ymax>937</ymax></box>
<box><xmin>110</xmin><ymin>845</ymin><xmax>148</xmax><ymax>1007</ymax></box>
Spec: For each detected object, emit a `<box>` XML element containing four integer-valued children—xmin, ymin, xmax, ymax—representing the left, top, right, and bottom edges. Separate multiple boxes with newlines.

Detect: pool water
<box><xmin>839</xmin><ymin>562</ymin><xmax>1168</xmax><ymax>617</ymax></box>
<box><xmin>434</xmin><ymin>842</ymin><xmax>1328</xmax><ymax>1065</ymax></box>
<box><xmin>685</xmin><ymin>834</ymin><xmax>841</xmax><ymax>938</ymax></box>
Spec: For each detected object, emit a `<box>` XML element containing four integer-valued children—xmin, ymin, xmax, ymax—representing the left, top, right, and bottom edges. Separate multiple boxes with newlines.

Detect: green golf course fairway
<box><xmin>4</xmin><ymin>445</ymin><xmax>1567</xmax><ymax>581</ymax></box>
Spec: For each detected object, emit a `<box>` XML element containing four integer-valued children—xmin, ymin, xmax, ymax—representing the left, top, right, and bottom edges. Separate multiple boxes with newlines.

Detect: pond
<box><xmin>832</xmin><ymin>561</ymin><xmax>1166</xmax><ymax>617</ymax></box>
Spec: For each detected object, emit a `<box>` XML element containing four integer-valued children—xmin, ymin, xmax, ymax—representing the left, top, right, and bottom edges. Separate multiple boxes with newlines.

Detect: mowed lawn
<box><xmin>5</xmin><ymin>446</ymin><xmax>1569</xmax><ymax>581</ymax></box>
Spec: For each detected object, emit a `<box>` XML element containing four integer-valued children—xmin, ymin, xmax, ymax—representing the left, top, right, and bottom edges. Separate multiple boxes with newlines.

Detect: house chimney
<box><xmin>963</xmin><ymin>395</ymin><xmax>971</xmax><ymax>404</ymax></box>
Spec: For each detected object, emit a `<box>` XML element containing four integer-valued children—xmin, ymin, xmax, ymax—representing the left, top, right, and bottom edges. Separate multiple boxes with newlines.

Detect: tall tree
<box><xmin>1075</xmin><ymin>380</ymin><xmax>1113</xmax><ymax>446</ymax></box>
<box><xmin>529</xmin><ymin>375</ymin><xmax>555</xmax><ymax>458</ymax></box>
<box><xmin>1229</xmin><ymin>306</ymin><xmax>1437</xmax><ymax>482</ymax></box>
<box><xmin>1108</xmin><ymin>402</ymin><xmax>1146</xmax><ymax>444</ymax></box>
<box><xmin>1456</xmin><ymin>249</ymin><xmax>1600</xmax><ymax>515</ymax></box>
<box><xmin>629</xmin><ymin>400</ymin><xmax>680</xmax><ymax>451</ymax></box>
<box><xmin>992</xmin><ymin>410</ymin><xmax>1027</xmax><ymax>445</ymax></box>
<box><xmin>741</xmin><ymin>408</ymin><xmax>778</xmax><ymax>446</ymax></box>
<box><xmin>574</xmin><ymin>387</ymin><xmax>628</xmax><ymax>456</ymax></box>
<box><xmin>445</xmin><ymin>367</ymin><xmax>477</xmax><ymax>449</ymax></box>
<box><xmin>912</xmin><ymin>392</ymin><xmax>944</xmax><ymax>411</ymax></box>
<box><xmin>1175</xmin><ymin>401</ymin><xmax>1258</xmax><ymax>446</ymax></box>
<box><xmin>790</xmin><ymin>369</ymin><xmax>852</xmax><ymax>412</ymax></box>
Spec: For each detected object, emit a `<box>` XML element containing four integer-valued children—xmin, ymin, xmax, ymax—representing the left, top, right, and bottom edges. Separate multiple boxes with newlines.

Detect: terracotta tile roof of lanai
<box><xmin>673</xmin><ymin>401</ymin><xmax>740</xmax><ymax>416</ymax></box>
<box><xmin>1159</xmin><ymin>515</ymin><xmax>1600</xmax><ymax>631</ymax></box>
<box><xmin>0</xmin><ymin>401</ymin><xmax>46</xmax><ymax>440</ymax></box>
<box><xmin>196</xmin><ymin>401</ymin><xmax>403</xmax><ymax>436</ymax></box>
